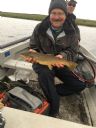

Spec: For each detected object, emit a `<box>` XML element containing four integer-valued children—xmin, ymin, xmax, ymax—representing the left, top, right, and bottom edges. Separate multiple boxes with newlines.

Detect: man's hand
<box><xmin>55</xmin><ymin>54</ymin><xmax>63</xmax><ymax>59</ymax></box>
<box><xmin>29</xmin><ymin>49</ymin><xmax>37</xmax><ymax>53</ymax></box>
<box><xmin>51</xmin><ymin>54</ymin><xmax>64</xmax><ymax>68</ymax></box>
<box><xmin>25</xmin><ymin>49</ymin><xmax>37</xmax><ymax>63</ymax></box>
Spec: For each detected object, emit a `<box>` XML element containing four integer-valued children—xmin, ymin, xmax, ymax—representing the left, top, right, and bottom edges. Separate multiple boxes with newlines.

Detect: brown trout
<box><xmin>21</xmin><ymin>51</ymin><xmax>77</xmax><ymax>70</ymax></box>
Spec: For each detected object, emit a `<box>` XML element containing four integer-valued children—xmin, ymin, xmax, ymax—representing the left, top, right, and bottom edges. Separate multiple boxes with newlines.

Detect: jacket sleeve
<box><xmin>30</xmin><ymin>24</ymin><xmax>40</xmax><ymax>52</ymax></box>
<box><xmin>73</xmin><ymin>22</ymin><xmax>81</xmax><ymax>41</ymax></box>
<box><xmin>60</xmin><ymin>34</ymin><xmax>79</xmax><ymax>61</ymax></box>
<box><xmin>68</xmin><ymin>14</ymin><xmax>81</xmax><ymax>41</ymax></box>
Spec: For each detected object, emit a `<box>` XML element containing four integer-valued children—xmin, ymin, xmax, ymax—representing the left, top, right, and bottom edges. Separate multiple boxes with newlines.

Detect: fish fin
<box><xmin>48</xmin><ymin>65</ymin><xmax>52</xmax><ymax>70</ymax></box>
<box><xmin>20</xmin><ymin>54</ymin><xmax>27</xmax><ymax>60</ymax></box>
<box><xmin>70</xmin><ymin>63</ymin><xmax>78</xmax><ymax>71</ymax></box>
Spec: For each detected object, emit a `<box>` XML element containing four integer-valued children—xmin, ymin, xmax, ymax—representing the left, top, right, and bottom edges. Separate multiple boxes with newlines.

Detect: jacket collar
<box><xmin>46</xmin><ymin>28</ymin><xmax>66</xmax><ymax>41</ymax></box>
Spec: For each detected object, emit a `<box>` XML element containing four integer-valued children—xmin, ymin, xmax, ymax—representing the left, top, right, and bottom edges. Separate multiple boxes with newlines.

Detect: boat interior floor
<box><xmin>28</xmin><ymin>81</ymin><xmax>91</xmax><ymax>126</ymax></box>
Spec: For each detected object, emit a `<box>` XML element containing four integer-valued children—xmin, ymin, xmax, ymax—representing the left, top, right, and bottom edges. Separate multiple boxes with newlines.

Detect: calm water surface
<box><xmin>0</xmin><ymin>17</ymin><xmax>96</xmax><ymax>56</ymax></box>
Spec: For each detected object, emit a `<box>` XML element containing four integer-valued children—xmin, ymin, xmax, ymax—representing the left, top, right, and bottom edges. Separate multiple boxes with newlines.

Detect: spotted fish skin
<box><xmin>21</xmin><ymin>51</ymin><xmax>77</xmax><ymax>70</ymax></box>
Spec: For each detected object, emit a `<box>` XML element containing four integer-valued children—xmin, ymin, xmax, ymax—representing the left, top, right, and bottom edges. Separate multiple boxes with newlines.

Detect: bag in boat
<box><xmin>0</xmin><ymin>112</ymin><xmax>5</xmax><ymax>128</ymax></box>
<box><xmin>72</xmin><ymin>52</ymin><xmax>96</xmax><ymax>87</ymax></box>
<box><xmin>0</xmin><ymin>76</ymin><xmax>16</xmax><ymax>99</ymax></box>
<box><xmin>2</xmin><ymin>81</ymin><xmax>50</xmax><ymax>115</ymax></box>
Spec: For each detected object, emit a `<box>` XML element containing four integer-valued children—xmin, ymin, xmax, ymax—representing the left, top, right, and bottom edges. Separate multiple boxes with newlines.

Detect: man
<box><xmin>28</xmin><ymin>0</ymin><xmax>86</xmax><ymax>117</ymax></box>
<box><xmin>67</xmin><ymin>0</ymin><xmax>80</xmax><ymax>41</ymax></box>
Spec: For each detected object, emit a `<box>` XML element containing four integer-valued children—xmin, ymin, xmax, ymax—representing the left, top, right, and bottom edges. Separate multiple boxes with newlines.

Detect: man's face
<box><xmin>67</xmin><ymin>2</ymin><xmax>76</xmax><ymax>14</ymax></box>
<box><xmin>50</xmin><ymin>8</ymin><xmax>66</xmax><ymax>29</ymax></box>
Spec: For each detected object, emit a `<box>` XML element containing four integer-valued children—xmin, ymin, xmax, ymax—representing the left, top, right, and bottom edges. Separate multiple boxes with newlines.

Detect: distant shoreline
<box><xmin>0</xmin><ymin>11</ymin><xmax>96</xmax><ymax>27</ymax></box>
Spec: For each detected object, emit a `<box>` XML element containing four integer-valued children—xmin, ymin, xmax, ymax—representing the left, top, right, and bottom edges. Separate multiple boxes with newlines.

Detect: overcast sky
<box><xmin>0</xmin><ymin>0</ymin><xmax>96</xmax><ymax>20</ymax></box>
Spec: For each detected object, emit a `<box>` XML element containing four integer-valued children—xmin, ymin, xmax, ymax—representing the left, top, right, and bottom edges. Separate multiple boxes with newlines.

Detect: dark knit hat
<box><xmin>49</xmin><ymin>0</ymin><xmax>67</xmax><ymax>16</ymax></box>
<box><xmin>68</xmin><ymin>0</ymin><xmax>77</xmax><ymax>5</ymax></box>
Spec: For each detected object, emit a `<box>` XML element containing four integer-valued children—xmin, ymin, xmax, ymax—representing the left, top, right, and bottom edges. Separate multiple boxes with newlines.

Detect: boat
<box><xmin>0</xmin><ymin>36</ymin><xmax>96</xmax><ymax>128</ymax></box>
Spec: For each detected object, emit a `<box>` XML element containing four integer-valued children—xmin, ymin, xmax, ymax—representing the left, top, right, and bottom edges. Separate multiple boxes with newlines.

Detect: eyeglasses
<box><xmin>68</xmin><ymin>3</ymin><xmax>76</xmax><ymax>7</ymax></box>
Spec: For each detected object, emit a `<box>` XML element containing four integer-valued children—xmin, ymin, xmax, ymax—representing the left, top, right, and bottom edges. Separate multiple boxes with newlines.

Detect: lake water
<box><xmin>0</xmin><ymin>17</ymin><xmax>96</xmax><ymax>56</ymax></box>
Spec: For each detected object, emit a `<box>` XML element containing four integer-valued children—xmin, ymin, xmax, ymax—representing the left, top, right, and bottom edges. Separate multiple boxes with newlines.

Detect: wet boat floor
<box><xmin>29</xmin><ymin>81</ymin><xmax>91</xmax><ymax>126</ymax></box>
<box><xmin>59</xmin><ymin>94</ymin><xmax>90</xmax><ymax>125</ymax></box>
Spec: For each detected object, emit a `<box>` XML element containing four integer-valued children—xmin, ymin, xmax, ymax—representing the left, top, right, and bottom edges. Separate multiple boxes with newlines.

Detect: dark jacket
<box><xmin>30</xmin><ymin>16</ymin><xmax>79</xmax><ymax>61</ymax></box>
<box><xmin>67</xmin><ymin>13</ymin><xmax>80</xmax><ymax>41</ymax></box>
